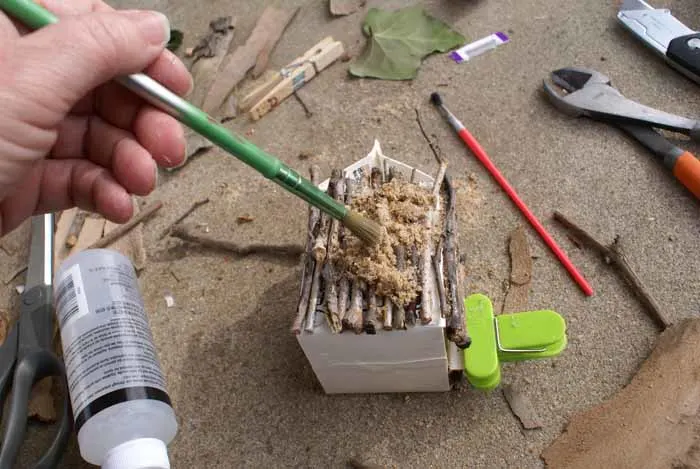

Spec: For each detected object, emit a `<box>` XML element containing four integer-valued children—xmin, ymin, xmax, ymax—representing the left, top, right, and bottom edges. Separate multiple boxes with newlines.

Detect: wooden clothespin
<box><xmin>239</xmin><ymin>36</ymin><xmax>345</xmax><ymax>120</ymax></box>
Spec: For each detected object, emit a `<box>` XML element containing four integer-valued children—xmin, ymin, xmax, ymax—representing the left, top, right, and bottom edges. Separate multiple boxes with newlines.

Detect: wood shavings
<box><xmin>338</xmin><ymin>177</ymin><xmax>435</xmax><ymax>306</ymax></box>
<box><xmin>503</xmin><ymin>384</ymin><xmax>542</xmax><ymax>430</ymax></box>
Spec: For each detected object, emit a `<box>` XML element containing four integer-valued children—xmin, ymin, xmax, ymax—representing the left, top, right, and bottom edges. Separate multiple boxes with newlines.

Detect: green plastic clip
<box><xmin>463</xmin><ymin>294</ymin><xmax>501</xmax><ymax>391</ymax></box>
<box><xmin>462</xmin><ymin>294</ymin><xmax>568</xmax><ymax>391</ymax></box>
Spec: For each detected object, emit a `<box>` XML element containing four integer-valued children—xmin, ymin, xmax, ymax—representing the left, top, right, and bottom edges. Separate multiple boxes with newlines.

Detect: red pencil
<box><xmin>430</xmin><ymin>92</ymin><xmax>594</xmax><ymax>296</ymax></box>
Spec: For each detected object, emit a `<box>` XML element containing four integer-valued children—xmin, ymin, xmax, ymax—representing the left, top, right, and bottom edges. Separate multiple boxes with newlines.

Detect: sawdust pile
<box><xmin>337</xmin><ymin>178</ymin><xmax>436</xmax><ymax>305</ymax></box>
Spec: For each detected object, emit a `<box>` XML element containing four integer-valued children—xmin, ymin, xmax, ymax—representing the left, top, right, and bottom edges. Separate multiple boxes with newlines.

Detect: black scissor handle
<box><xmin>0</xmin><ymin>350</ymin><xmax>72</xmax><ymax>469</ymax></box>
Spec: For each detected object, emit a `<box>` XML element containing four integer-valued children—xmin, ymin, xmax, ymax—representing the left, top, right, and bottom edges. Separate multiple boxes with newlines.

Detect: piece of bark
<box><xmin>503</xmin><ymin>384</ymin><xmax>542</xmax><ymax>430</ymax></box>
<box><xmin>171</xmin><ymin>226</ymin><xmax>304</xmax><ymax>258</ymax></box>
<box><xmin>444</xmin><ymin>175</ymin><xmax>469</xmax><ymax>348</ymax></box>
<box><xmin>541</xmin><ymin>318</ymin><xmax>700</xmax><ymax>469</ymax></box>
<box><xmin>202</xmin><ymin>6</ymin><xmax>299</xmax><ymax>115</ymax></box>
<box><xmin>103</xmin><ymin>198</ymin><xmax>147</xmax><ymax>271</ymax></box>
<box><xmin>330</xmin><ymin>0</ymin><xmax>366</xmax><ymax>16</ymax></box>
<box><xmin>553</xmin><ymin>211</ymin><xmax>670</xmax><ymax>330</ymax></box>
<box><xmin>89</xmin><ymin>201</ymin><xmax>163</xmax><ymax>250</ymax></box>
<box><xmin>502</xmin><ymin>226</ymin><xmax>532</xmax><ymax>314</ymax></box>
<box><xmin>364</xmin><ymin>286</ymin><xmax>378</xmax><ymax>334</ymax></box>
<box><xmin>188</xmin><ymin>16</ymin><xmax>236</xmax><ymax>108</ymax></box>
<box><xmin>173</xmin><ymin>17</ymin><xmax>236</xmax><ymax>169</ymax></box>
<box><xmin>292</xmin><ymin>166</ymin><xmax>321</xmax><ymax>334</ymax></box>
<box><xmin>65</xmin><ymin>209</ymin><xmax>87</xmax><ymax>248</ymax></box>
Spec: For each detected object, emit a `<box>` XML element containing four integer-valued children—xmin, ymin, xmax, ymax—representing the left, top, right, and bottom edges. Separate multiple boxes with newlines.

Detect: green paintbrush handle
<box><xmin>0</xmin><ymin>0</ymin><xmax>348</xmax><ymax>221</ymax></box>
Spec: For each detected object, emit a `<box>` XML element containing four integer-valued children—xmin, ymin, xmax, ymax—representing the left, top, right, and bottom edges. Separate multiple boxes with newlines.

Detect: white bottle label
<box><xmin>54</xmin><ymin>258</ymin><xmax>170</xmax><ymax>429</ymax></box>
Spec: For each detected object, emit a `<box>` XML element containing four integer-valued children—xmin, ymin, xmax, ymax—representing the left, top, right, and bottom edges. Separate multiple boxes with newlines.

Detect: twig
<box><xmin>341</xmin><ymin>175</ymin><xmax>363</xmax><ymax>324</ymax></box>
<box><xmin>415</xmin><ymin>108</ymin><xmax>443</xmax><ymax>165</ymax></box>
<box><xmin>89</xmin><ymin>201</ymin><xmax>163</xmax><ymax>249</ymax></box>
<box><xmin>171</xmin><ymin>226</ymin><xmax>304</xmax><ymax>258</ymax></box>
<box><xmin>306</xmin><ymin>178</ymin><xmax>334</xmax><ymax>332</ymax></box>
<box><xmin>345</xmin><ymin>280</ymin><xmax>365</xmax><ymax>334</ymax></box>
<box><xmin>293</xmin><ymin>91</ymin><xmax>313</xmax><ymax>118</ymax></box>
<box><xmin>393</xmin><ymin>245</ymin><xmax>406</xmax><ymax>330</ymax></box>
<box><xmin>444</xmin><ymin>175</ymin><xmax>470</xmax><ymax>348</ymax></box>
<box><xmin>323</xmin><ymin>171</ymin><xmax>343</xmax><ymax>333</ymax></box>
<box><xmin>159</xmin><ymin>198</ymin><xmax>210</xmax><ymax>240</ymax></box>
<box><xmin>292</xmin><ymin>166</ymin><xmax>321</xmax><ymax>334</ymax></box>
<box><xmin>432</xmin><ymin>237</ymin><xmax>448</xmax><ymax>318</ymax></box>
<box><xmin>415</xmin><ymin>109</ymin><xmax>448</xmax><ymax>325</ymax></box>
<box><xmin>553</xmin><ymin>211</ymin><xmax>670</xmax><ymax>330</ymax></box>
<box><xmin>364</xmin><ymin>286</ymin><xmax>378</xmax><ymax>334</ymax></box>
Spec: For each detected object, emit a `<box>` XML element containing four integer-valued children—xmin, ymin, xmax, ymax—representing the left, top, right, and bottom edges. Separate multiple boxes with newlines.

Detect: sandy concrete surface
<box><xmin>3</xmin><ymin>0</ymin><xmax>699</xmax><ymax>467</ymax></box>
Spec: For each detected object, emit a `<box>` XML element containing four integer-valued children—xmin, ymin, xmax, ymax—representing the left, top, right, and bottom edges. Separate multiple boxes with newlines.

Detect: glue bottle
<box><xmin>54</xmin><ymin>249</ymin><xmax>178</xmax><ymax>469</ymax></box>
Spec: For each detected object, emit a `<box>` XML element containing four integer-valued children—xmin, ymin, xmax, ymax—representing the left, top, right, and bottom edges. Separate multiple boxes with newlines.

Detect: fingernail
<box><xmin>135</xmin><ymin>11</ymin><xmax>170</xmax><ymax>46</ymax></box>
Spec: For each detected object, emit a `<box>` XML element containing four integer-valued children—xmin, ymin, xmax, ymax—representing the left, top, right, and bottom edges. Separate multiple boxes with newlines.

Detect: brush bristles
<box><xmin>342</xmin><ymin>210</ymin><xmax>382</xmax><ymax>246</ymax></box>
<box><xmin>430</xmin><ymin>92</ymin><xmax>443</xmax><ymax>107</ymax></box>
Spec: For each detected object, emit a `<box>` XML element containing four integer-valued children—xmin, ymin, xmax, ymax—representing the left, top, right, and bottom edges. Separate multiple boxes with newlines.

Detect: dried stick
<box><xmin>322</xmin><ymin>171</ymin><xmax>344</xmax><ymax>333</ymax></box>
<box><xmin>171</xmin><ymin>226</ymin><xmax>304</xmax><ymax>257</ymax></box>
<box><xmin>89</xmin><ymin>201</ymin><xmax>163</xmax><ymax>249</ymax></box>
<box><xmin>432</xmin><ymin>237</ymin><xmax>448</xmax><ymax>318</ymax></box>
<box><xmin>341</xmin><ymin>175</ymin><xmax>364</xmax><ymax>323</ymax></box>
<box><xmin>406</xmin><ymin>246</ymin><xmax>420</xmax><ymax>324</ymax></box>
<box><xmin>159</xmin><ymin>198</ymin><xmax>210</xmax><ymax>240</ymax></box>
<box><xmin>443</xmin><ymin>175</ymin><xmax>470</xmax><ymax>348</ymax></box>
<box><xmin>416</xmin><ymin>108</ymin><xmax>448</xmax><ymax>325</ymax></box>
<box><xmin>553</xmin><ymin>211</ymin><xmax>670</xmax><ymax>330</ymax></box>
<box><xmin>292</xmin><ymin>166</ymin><xmax>321</xmax><ymax>334</ymax></box>
<box><xmin>393</xmin><ymin>245</ymin><xmax>406</xmax><ymax>330</ymax></box>
<box><xmin>383</xmin><ymin>300</ymin><xmax>393</xmax><ymax>331</ymax></box>
<box><xmin>364</xmin><ymin>286</ymin><xmax>379</xmax><ymax>334</ymax></box>
<box><xmin>65</xmin><ymin>210</ymin><xmax>87</xmax><ymax>248</ymax></box>
<box><xmin>345</xmin><ymin>280</ymin><xmax>365</xmax><ymax>334</ymax></box>
<box><xmin>305</xmin><ymin>176</ymin><xmax>334</xmax><ymax>332</ymax></box>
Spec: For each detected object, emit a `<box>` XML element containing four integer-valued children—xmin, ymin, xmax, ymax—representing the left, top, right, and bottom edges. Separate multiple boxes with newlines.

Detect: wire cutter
<box><xmin>0</xmin><ymin>214</ymin><xmax>71</xmax><ymax>469</ymax></box>
<box><xmin>543</xmin><ymin>66</ymin><xmax>700</xmax><ymax>199</ymax></box>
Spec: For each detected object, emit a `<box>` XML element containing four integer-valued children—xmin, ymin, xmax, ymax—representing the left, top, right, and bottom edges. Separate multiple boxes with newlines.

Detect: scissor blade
<box><xmin>24</xmin><ymin>214</ymin><xmax>54</xmax><ymax>291</ymax></box>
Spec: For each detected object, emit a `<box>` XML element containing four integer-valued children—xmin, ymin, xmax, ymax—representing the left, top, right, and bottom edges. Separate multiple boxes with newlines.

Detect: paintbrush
<box><xmin>0</xmin><ymin>0</ymin><xmax>381</xmax><ymax>246</ymax></box>
<box><xmin>430</xmin><ymin>92</ymin><xmax>593</xmax><ymax>296</ymax></box>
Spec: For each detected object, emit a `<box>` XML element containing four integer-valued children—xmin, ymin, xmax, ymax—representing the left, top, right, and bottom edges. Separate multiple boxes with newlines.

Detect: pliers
<box><xmin>543</xmin><ymin>66</ymin><xmax>700</xmax><ymax>199</ymax></box>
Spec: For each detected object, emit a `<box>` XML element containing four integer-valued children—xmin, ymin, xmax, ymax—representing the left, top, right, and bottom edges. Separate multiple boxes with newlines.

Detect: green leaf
<box><xmin>167</xmin><ymin>29</ymin><xmax>184</xmax><ymax>52</ymax></box>
<box><xmin>349</xmin><ymin>6</ymin><xmax>465</xmax><ymax>80</ymax></box>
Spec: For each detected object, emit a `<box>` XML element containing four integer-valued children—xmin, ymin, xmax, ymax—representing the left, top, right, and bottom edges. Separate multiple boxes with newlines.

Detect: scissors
<box><xmin>0</xmin><ymin>214</ymin><xmax>72</xmax><ymax>468</ymax></box>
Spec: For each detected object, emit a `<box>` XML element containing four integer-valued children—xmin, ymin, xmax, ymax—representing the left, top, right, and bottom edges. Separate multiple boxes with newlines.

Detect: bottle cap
<box><xmin>103</xmin><ymin>438</ymin><xmax>170</xmax><ymax>469</ymax></box>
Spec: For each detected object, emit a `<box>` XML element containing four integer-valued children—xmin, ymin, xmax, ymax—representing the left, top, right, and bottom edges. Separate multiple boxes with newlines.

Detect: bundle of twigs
<box><xmin>293</xmin><ymin>162</ymin><xmax>463</xmax><ymax>340</ymax></box>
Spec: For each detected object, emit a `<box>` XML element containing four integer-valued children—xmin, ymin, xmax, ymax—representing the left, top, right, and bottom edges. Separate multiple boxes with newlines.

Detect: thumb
<box><xmin>9</xmin><ymin>9</ymin><xmax>170</xmax><ymax>118</ymax></box>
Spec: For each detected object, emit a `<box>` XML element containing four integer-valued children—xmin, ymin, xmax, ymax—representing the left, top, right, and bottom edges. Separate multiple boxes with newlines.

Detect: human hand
<box><xmin>0</xmin><ymin>0</ymin><xmax>193</xmax><ymax>236</ymax></box>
